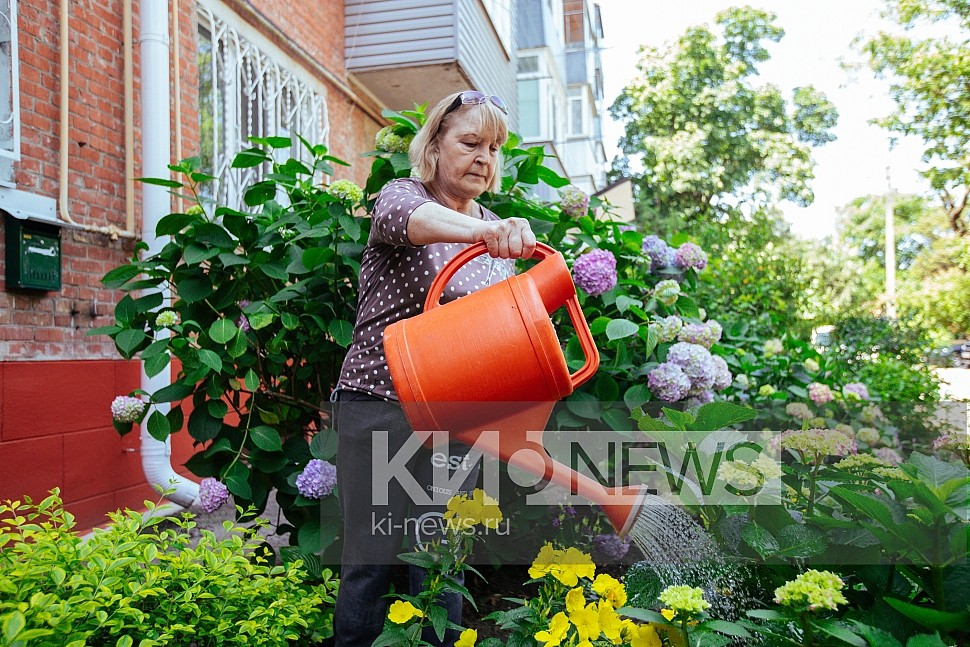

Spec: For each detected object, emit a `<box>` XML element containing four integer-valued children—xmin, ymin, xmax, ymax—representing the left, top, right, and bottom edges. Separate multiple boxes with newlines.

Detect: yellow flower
<box><xmin>455</xmin><ymin>628</ymin><xmax>477</xmax><ymax>647</ymax></box>
<box><xmin>566</xmin><ymin>587</ymin><xmax>587</xmax><ymax>614</ymax></box>
<box><xmin>593</xmin><ymin>573</ymin><xmax>628</xmax><ymax>608</ymax></box>
<box><xmin>554</xmin><ymin>547</ymin><xmax>596</xmax><ymax>586</ymax></box>
<box><xmin>535</xmin><ymin>612</ymin><xmax>570</xmax><ymax>647</ymax></box>
<box><xmin>387</xmin><ymin>600</ymin><xmax>423</xmax><ymax>624</ymax></box>
<box><xmin>598</xmin><ymin>600</ymin><xmax>624</xmax><ymax>644</ymax></box>
<box><xmin>472</xmin><ymin>488</ymin><xmax>503</xmax><ymax>529</ymax></box>
<box><xmin>660</xmin><ymin>608</ymin><xmax>677</xmax><ymax>621</ymax></box>
<box><xmin>529</xmin><ymin>543</ymin><xmax>559</xmax><ymax>580</ymax></box>
<box><xmin>631</xmin><ymin>624</ymin><xmax>663</xmax><ymax>647</ymax></box>
<box><xmin>570</xmin><ymin>602</ymin><xmax>601</xmax><ymax>644</ymax></box>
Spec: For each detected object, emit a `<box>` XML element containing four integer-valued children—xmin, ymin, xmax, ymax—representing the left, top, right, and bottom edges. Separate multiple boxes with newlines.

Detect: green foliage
<box><xmin>95</xmin><ymin>142</ymin><xmax>360</xmax><ymax>557</ymax></box>
<box><xmin>0</xmin><ymin>489</ymin><xmax>337</xmax><ymax>646</ymax></box>
<box><xmin>860</xmin><ymin>0</ymin><xmax>970</xmax><ymax>234</ymax></box>
<box><xmin>610</xmin><ymin>6</ymin><xmax>838</xmax><ymax>222</ymax></box>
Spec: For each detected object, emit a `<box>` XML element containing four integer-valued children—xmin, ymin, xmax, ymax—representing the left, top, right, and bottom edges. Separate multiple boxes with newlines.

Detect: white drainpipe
<box><xmin>139</xmin><ymin>0</ymin><xmax>198</xmax><ymax>509</ymax></box>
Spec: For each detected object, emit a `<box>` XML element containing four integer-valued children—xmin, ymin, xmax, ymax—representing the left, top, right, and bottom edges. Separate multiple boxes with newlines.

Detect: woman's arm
<box><xmin>407</xmin><ymin>202</ymin><xmax>536</xmax><ymax>259</ymax></box>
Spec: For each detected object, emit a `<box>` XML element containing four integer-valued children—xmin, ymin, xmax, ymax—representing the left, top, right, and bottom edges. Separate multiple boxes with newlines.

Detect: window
<box><xmin>563</xmin><ymin>0</ymin><xmax>584</xmax><ymax>46</ymax></box>
<box><xmin>569</xmin><ymin>95</ymin><xmax>585</xmax><ymax>136</ymax></box>
<box><xmin>517</xmin><ymin>55</ymin><xmax>539</xmax><ymax>74</ymax></box>
<box><xmin>0</xmin><ymin>0</ymin><xmax>19</xmax><ymax>184</ymax></box>
<box><xmin>518</xmin><ymin>79</ymin><xmax>540</xmax><ymax>138</ymax></box>
<box><xmin>197</xmin><ymin>6</ymin><xmax>329</xmax><ymax>209</ymax></box>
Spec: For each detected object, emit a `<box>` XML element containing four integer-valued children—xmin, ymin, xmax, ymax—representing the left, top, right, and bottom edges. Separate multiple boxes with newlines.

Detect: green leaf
<box><xmin>244</xmin><ymin>368</ymin><xmax>260</xmax><ymax>391</ymax></box>
<box><xmin>907</xmin><ymin>452</ymin><xmax>967</xmax><ymax>489</ymax></box>
<box><xmin>329</xmin><ymin>319</ymin><xmax>354</xmax><ymax>347</ymax></box>
<box><xmin>338</xmin><ymin>213</ymin><xmax>361</xmax><ymax>240</ymax></box>
<box><xmin>134</xmin><ymin>291</ymin><xmax>164</xmax><ymax>313</ymax></box>
<box><xmin>207</xmin><ymin>399</ymin><xmax>228</xmax><ymax>419</ymax></box>
<box><xmin>690</xmin><ymin>402</ymin><xmax>757</xmax><ymax>431</ymax></box>
<box><xmin>115</xmin><ymin>295</ymin><xmax>138</xmax><ymax>325</ymax></box>
<box><xmin>848</xmin><ymin>621</ymin><xmax>903</xmax><ymax>647</ymax></box>
<box><xmin>776</xmin><ymin>524</ymin><xmax>828</xmax><ymax>558</ymax></box>
<box><xmin>137</xmin><ymin>176</ymin><xmax>182</xmax><ymax>188</ymax></box>
<box><xmin>193</xmin><ymin>222</ymin><xmax>235</xmax><ymax>248</ymax></box>
<box><xmin>281</xmin><ymin>312</ymin><xmax>300</xmax><ymax>330</ymax></box>
<box><xmin>699</xmin><ymin>620</ymin><xmax>752</xmax><ymax>639</ymax></box>
<box><xmin>175</xmin><ymin>275</ymin><xmax>214</xmax><ymax>303</ymax></box>
<box><xmin>248</xmin><ymin>311</ymin><xmax>275</xmax><ymax>330</ymax></box>
<box><xmin>311</xmin><ymin>430</ymin><xmax>338</xmax><ymax>461</ymax></box>
<box><xmin>676</xmin><ymin>294</ymin><xmax>700</xmax><ymax>319</ymax></box>
<box><xmin>3</xmin><ymin>611</ymin><xmax>25</xmax><ymax>641</ymax></box>
<box><xmin>250</xmin><ymin>425</ymin><xmax>283</xmax><ymax>452</ymax></box>
<box><xmin>232</xmin><ymin>147</ymin><xmax>269</xmax><ymax>168</ymax></box>
<box><xmin>595</xmin><ymin>374</ymin><xmax>620</xmax><ymax>402</ymax></box>
<box><xmin>116</xmin><ymin>329</ymin><xmax>148</xmax><ymax>359</ymax></box>
<box><xmin>224</xmin><ymin>462</ymin><xmax>252</xmax><ymax>499</ymax></box>
<box><xmin>745</xmin><ymin>609</ymin><xmax>787</xmax><ymax>621</ymax></box>
<box><xmin>904</xmin><ymin>634</ymin><xmax>950</xmax><ymax>647</ymax></box>
<box><xmin>197</xmin><ymin>349</ymin><xmax>223</xmax><ymax>373</ymax></box>
<box><xmin>883</xmin><ymin>598</ymin><xmax>969</xmax><ymax>632</ymax></box>
<box><xmin>209</xmin><ymin>318</ymin><xmax>238</xmax><ymax>344</ymax></box>
<box><xmin>615</xmin><ymin>295</ymin><xmax>644</xmax><ymax>314</ymax></box>
<box><xmin>156</xmin><ymin>213</ymin><xmax>198</xmax><ymax>236</ymax></box>
<box><xmin>188</xmin><ymin>407</ymin><xmax>222</xmax><ymax>442</ymax></box>
<box><xmin>812</xmin><ymin>620</ymin><xmax>867</xmax><ymax>647</ymax></box>
<box><xmin>147</xmin><ymin>410</ymin><xmax>171</xmax><ymax>441</ymax></box>
<box><xmin>144</xmin><ymin>351</ymin><xmax>171</xmax><ymax>378</ymax></box>
<box><xmin>624</xmin><ymin>384</ymin><xmax>652</xmax><ymax>411</ymax></box>
<box><xmin>427</xmin><ymin>604</ymin><xmax>448</xmax><ymax>641</ymax></box>
<box><xmin>152</xmin><ymin>380</ymin><xmax>194</xmax><ymax>403</ymax></box>
<box><xmin>227</xmin><ymin>328</ymin><xmax>248</xmax><ymax>358</ymax></box>
<box><xmin>244</xmin><ymin>180</ymin><xmax>277</xmax><ymax>206</ymax></box>
<box><xmin>606</xmin><ymin>318</ymin><xmax>639</xmax><ymax>341</ymax></box>
<box><xmin>101</xmin><ymin>263</ymin><xmax>142</xmax><ymax>288</ymax></box>
<box><xmin>302</xmin><ymin>247</ymin><xmax>335</xmax><ymax>270</ymax></box>
<box><xmin>740</xmin><ymin>521</ymin><xmax>779</xmax><ymax>559</ymax></box>
<box><xmin>536</xmin><ymin>165</ymin><xmax>570</xmax><ymax>188</ymax></box>
<box><xmin>183</xmin><ymin>243</ymin><xmax>220</xmax><ymax>265</ymax></box>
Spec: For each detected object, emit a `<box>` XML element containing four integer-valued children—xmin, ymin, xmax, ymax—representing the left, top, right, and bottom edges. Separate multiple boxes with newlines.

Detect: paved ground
<box><xmin>935</xmin><ymin>367</ymin><xmax>970</xmax><ymax>401</ymax></box>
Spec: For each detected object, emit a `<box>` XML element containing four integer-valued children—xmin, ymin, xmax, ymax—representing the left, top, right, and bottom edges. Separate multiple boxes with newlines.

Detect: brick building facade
<box><xmin>0</xmin><ymin>0</ymin><xmax>383</xmax><ymax>530</ymax></box>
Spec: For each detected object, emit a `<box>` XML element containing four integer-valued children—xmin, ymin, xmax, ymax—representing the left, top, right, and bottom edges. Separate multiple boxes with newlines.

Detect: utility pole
<box><xmin>885</xmin><ymin>167</ymin><xmax>897</xmax><ymax>319</ymax></box>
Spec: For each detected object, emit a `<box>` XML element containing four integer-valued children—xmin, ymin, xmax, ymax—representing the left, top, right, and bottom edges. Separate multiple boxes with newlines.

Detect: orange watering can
<box><xmin>384</xmin><ymin>242</ymin><xmax>649</xmax><ymax>536</ymax></box>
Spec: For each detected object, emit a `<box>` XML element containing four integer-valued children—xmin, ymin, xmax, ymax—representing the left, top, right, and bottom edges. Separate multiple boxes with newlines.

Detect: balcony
<box><xmin>345</xmin><ymin>0</ymin><xmax>516</xmax><ymax>123</ymax></box>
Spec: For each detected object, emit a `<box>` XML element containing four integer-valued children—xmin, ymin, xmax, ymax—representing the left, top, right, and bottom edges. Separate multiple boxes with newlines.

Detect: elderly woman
<box><xmin>332</xmin><ymin>91</ymin><xmax>536</xmax><ymax>647</ymax></box>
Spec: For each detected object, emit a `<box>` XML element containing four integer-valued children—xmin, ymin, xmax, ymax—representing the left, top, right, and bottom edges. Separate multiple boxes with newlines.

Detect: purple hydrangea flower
<box><xmin>648</xmin><ymin>362</ymin><xmax>691</xmax><ymax>402</ymax></box>
<box><xmin>711</xmin><ymin>355</ymin><xmax>733</xmax><ymax>391</ymax></box>
<box><xmin>559</xmin><ymin>186</ymin><xmax>591</xmax><ymax>219</ymax></box>
<box><xmin>843</xmin><ymin>382</ymin><xmax>870</xmax><ymax>401</ymax></box>
<box><xmin>666</xmin><ymin>342</ymin><xmax>717</xmax><ymax>391</ymax></box>
<box><xmin>296</xmin><ymin>459</ymin><xmax>337</xmax><ymax>499</ymax></box>
<box><xmin>874</xmin><ymin>447</ymin><xmax>903</xmax><ymax>465</ymax></box>
<box><xmin>237</xmin><ymin>300</ymin><xmax>251</xmax><ymax>333</ymax></box>
<box><xmin>642</xmin><ymin>235</ymin><xmax>674</xmax><ymax>271</ymax></box>
<box><xmin>673</xmin><ymin>242</ymin><xmax>708</xmax><ymax>271</ymax></box>
<box><xmin>111</xmin><ymin>395</ymin><xmax>146</xmax><ymax>423</ymax></box>
<box><xmin>198</xmin><ymin>477</ymin><xmax>230</xmax><ymax>513</ymax></box>
<box><xmin>593</xmin><ymin>533</ymin><xmax>632</xmax><ymax>560</ymax></box>
<box><xmin>572</xmin><ymin>249</ymin><xmax>617</xmax><ymax>296</ymax></box>
<box><xmin>808</xmin><ymin>382</ymin><xmax>834</xmax><ymax>405</ymax></box>
<box><xmin>677</xmin><ymin>320</ymin><xmax>723</xmax><ymax>349</ymax></box>
<box><xmin>650</xmin><ymin>315</ymin><xmax>683</xmax><ymax>343</ymax></box>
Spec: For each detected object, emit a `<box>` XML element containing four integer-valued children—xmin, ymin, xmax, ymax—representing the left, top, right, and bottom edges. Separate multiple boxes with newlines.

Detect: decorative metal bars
<box><xmin>197</xmin><ymin>6</ymin><xmax>329</xmax><ymax>209</ymax></box>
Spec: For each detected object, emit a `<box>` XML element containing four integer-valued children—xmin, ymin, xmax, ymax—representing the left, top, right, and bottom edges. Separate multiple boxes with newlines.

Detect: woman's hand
<box><xmin>477</xmin><ymin>217</ymin><xmax>537</xmax><ymax>259</ymax></box>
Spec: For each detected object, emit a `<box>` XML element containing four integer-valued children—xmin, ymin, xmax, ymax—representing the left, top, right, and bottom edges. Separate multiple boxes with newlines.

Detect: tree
<box><xmin>609</xmin><ymin>7</ymin><xmax>838</xmax><ymax>223</ymax></box>
<box><xmin>860</xmin><ymin>0</ymin><xmax>970</xmax><ymax>235</ymax></box>
<box><xmin>835</xmin><ymin>193</ymin><xmax>970</xmax><ymax>336</ymax></box>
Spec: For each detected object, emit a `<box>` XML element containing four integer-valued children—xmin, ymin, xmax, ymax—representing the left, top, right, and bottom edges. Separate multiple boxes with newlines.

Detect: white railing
<box><xmin>197</xmin><ymin>5</ymin><xmax>329</xmax><ymax>209</ymax></box>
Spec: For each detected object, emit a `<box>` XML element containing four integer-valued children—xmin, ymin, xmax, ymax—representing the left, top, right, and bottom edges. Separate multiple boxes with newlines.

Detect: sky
<box><xmin>593</xmin><ymin>0</ymin><xmax>930</xmax><ymax>239</ymax></box>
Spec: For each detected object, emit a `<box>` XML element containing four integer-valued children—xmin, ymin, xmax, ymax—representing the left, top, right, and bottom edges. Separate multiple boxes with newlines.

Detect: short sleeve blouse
<box><xmin>335</xmin><ymin>178</ymin><xmax>515</xmax><ymax>401</ymax></box>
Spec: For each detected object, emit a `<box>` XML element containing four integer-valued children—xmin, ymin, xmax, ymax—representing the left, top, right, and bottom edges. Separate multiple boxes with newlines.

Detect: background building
<box><xmin>0</xmin><ymin>0</ymin><xmax>609</xmax><ymax>530</ymax></box>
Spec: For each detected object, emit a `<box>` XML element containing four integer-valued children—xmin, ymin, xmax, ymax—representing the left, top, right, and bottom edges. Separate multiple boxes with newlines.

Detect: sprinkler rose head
<box><xmin>600</xmin><ymin>485</ymin><xmax>653</xmax><ymax>537</ymax></box>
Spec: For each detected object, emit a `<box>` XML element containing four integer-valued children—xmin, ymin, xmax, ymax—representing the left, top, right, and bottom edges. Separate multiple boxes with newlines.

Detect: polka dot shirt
<box><xmin>336</xmin><ymin>178</ymin><xmax>515</xmax><ymax>401</ymax></box>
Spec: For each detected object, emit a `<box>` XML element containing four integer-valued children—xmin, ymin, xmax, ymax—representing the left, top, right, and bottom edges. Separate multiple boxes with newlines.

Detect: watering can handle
<box><xmin>424</xmin><ymin>241</ymin><xmax>599</xmax><ymax>389</ymax></box>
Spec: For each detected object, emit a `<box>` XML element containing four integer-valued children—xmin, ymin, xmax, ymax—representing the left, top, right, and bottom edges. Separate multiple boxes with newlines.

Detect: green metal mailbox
<box><xmin>5</xmin><ymin>214</ymin><xmax>62</xmax><ymax>291</ymax></box>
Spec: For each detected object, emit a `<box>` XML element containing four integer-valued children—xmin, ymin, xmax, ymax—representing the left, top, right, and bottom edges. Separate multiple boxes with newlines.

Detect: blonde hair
<box><xmin>409</xmin><ymin>91</ymin><xmax>509</xmax><ymax>193</ymax></box>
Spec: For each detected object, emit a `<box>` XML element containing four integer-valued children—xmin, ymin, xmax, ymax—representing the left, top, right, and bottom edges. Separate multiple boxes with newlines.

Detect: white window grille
<box><xmin>0</xmin><ymin>0</ymin><xmax>20</xmax><ymax>184</ymax></box>
<box><xmin>197</xmin><ymin>6</ymin><xmax>329</xmax><ymax>209</ymax></box>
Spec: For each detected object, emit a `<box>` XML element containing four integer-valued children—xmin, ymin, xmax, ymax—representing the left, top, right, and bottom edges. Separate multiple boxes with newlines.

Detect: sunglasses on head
<box><xmin>445</xmin><ymin>90</ymin><xmax>509</xmax><ymax>116</ymax></box>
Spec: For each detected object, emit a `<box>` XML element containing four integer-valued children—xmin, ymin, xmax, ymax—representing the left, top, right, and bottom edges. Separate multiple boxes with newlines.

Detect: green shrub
<box><xmin>0</xmin><ymin>489</ymin><xmax>337</xmax><ymax>646</ymax></box>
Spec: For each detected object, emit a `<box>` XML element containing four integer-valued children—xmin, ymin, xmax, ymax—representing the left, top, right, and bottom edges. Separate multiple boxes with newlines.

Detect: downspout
<box><xmin>58</xmin><ymin>0</ymin><xmax>137</xmax><ymax>239</ymax></box>
<box><xmin>140</xmin><ymin>0</ymin><xmax>198</xmax><ymax>509</ymax></box>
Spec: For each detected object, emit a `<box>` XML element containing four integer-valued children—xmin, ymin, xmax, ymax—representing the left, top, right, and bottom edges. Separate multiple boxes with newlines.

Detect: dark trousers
<box><xmin>333</xmin><ymin>390</ymin><xmax>481</xmax><ymax>647</ymax></box>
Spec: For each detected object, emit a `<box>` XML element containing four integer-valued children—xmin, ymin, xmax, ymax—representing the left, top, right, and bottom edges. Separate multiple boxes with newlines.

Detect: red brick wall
<box><xmin>0</xmin><ymin>0</ymin><xmax>384</xmax><ymax>528</ymax></box>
